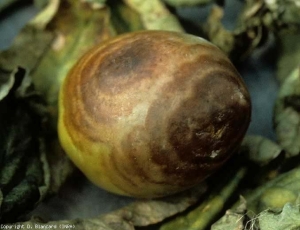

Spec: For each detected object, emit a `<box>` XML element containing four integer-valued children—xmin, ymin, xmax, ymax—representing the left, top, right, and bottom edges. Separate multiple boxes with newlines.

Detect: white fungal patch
<box><xmin>210</xmin><ymin>150</ymin><xmax>220</xmax><ymax>158</ymax></box>
<box><xmin>232</xmin><ymin>87</ymin><xmax>249</xmax><ymax>107</ymax></box>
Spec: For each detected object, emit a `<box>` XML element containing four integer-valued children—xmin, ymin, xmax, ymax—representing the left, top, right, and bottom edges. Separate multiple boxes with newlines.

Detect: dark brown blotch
<box><xmin>149</xmin><ymin>69</ymin><xmax>250</xmax><ymax>185</ymax></box>
<box><xmin>167</xmin><ymin>70</ymin><xmax>250</xmax><ymax>162</ymax></box>
<box><xmin>92</xmin><ymin>39</ymin><xmax>159</xmax><ymax>94</ymax></box>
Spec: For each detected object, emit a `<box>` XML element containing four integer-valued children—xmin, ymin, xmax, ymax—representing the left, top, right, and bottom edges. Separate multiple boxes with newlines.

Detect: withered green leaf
<box><xmin>29</xmin><ymin>0</ymin><xmax>60</xmax><ymax>30</ymax></box>
<box><xmin>240</xmin><ymin>0</ymin><xmax>300</xmax><ymax>32</ymax></box>
<box><xmin>214</xmin><ymin>168</ymin><xmax>300</xmax><ymax>229</ymax></box>
<box><xmin>0</xmin><ymin>0</ymin><xmax>60</xmax><ymax>74</ymax></box>
<box><xmin>81</xmin><ymin>0</ymin><xmax>107</xmax><ymax>8</ymax></box>
<box><xmin>0</xmin><ymin>68</ymin><xmax>16</xmax><ymax>100</ymax></box>
<box><xmin>162</xmin><ymin>0</ymin><xmax>212</xmax><ymax>7</ymax></box>
<box><xmin>211</xmin><ymin>212</ymin><xmax>245</xmax><ymax>230</ymax></box>
<box><xmin>123</xmin><ymin>0</ymin><xmax>184</xmax><ymax>32</ymax></box>
<box><xmin>0</xmin><ymin>68</ymin><xmax>50</xmax><ymax>223</ymax></box>
<box><xmin>0</xmin><ymin>0</ymin><xmax>79</xmax><ymax>221</ymax></box>
<box><xmin>239</xmin><ymin>167</ymin><xmax>300</xmax><ymax>215</ymax></box>
<box><xmin>0</xmin><ymin>26</ymin><xmax>53</xmax><ymax>73</ymax></box>
<box><xmin>241</xmin><ymin>135</ymin><xmax>282</xmax><ymax>165</ymax></box>
<box><xmin>211</xmin><ymin>198</ymin><xmax>247</xmax><ymax>230</ymax></box>
<box><xmin>31</xmin><ymin>0</ymin><xmax>114</xmax><ymax>128</ymax></box>
<box><xmin>203</xmin><ymin>0</ymin><xmax>300</xmax><ymax>61</ymax></box>
<box><xmin>160</xmin><ymin>165</ymin><xmax>247</xmax><ymax>230</ymax></box>
<box><xmin>276</xmin><ymin>32</ymin><xmax>300</xmax><ymax>84</ymax></box>
<box><xmin>33</xmin><ymin>0</ymin><xmax>50</xmax><ymax>10</ymax></box>
<box><xmin>117</xmin><ymin>183</ymin><xmax>206</xmax><ymax>226</ymax></box>
<box><xmin>216</xmin><ymin>197</ymin><xmax>300</xmax><ymax>230</ymax></box>
<box><xmin>0</xmin><ymin>0</ymin><xmax>22</xmax><ymax>13</ymax></box>
<box><xmin>203</xmin><ymin>5</ymin><xmax>257</xmax><ymax>61</ymax></box>
<box><xmin>14</xmin><ymin>183</ymin><xmax>206</xmax><ymax>229</ymax></box>
<box><xmin>274</xmin><ymin>67</ymin><xmax>300</xmax><ymax>157</ymax></box>
<box><xmin>258</xmin><ymin>203</ymin><xmax>300</xmax><ymax>230</ymax></box>
<box><xmin>204</xmin><ymin>5</ymin><xmax>233</xmax><ymax>50</ymax></box>
<box><xmin>28</xmin><ymin>0</ymin><xmax>116</xmax><ymax>193</ymax></box>
<box><xmin>109</xmin><ymin>0</ymin><xmax>144</xmax><ymax>34</ymax></box>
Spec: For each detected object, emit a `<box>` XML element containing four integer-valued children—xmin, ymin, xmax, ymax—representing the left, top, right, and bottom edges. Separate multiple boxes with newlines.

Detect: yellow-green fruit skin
<box><xmin>58</xmin><ymin>30</ymin><xmax>251</xmax><ymax>198</ymax></box>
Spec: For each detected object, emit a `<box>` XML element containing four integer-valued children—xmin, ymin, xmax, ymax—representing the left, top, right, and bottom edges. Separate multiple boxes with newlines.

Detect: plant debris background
<box><xmin>1</xmin><ymin>0</ymin><xmax>300</xmax><ymax>229</ymax></box>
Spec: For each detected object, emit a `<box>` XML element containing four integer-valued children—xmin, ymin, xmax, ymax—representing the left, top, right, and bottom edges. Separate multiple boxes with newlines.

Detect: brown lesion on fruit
<box><xmin>146</xmin><ymin>66</ymin><xmax>250</xmax><ymax>186</ymax></box>
<box><xmin>120</xmin><ymin>125</ymin><xmax>173</xmax><ymax>186</ymax></box>
<box><xmin>89</xmin><ymin>37</ymin><xmax>162</xmax><ymax>95</ymax></box>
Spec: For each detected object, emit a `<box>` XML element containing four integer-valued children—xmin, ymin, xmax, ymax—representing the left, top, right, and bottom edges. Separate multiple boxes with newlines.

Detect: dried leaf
<box><xmin>258</xmin><ymin>203</ymin><xmax>300</xmax><ymax>230</ymax></box>
<box><xmin>21</xmin><ymin>216</ymin><xmax>134</xmax><ymax>230</ymax></box>
<box><xmin>108</xmin><ymin>0</ymin><xmax>144</xmax><ymax>34</ymax></box>
<box><xmin>0</xmin><ymin>0</ymin><xmax>60</xmax><ymax>73</ymax></box>
<box><xmin>0</xmin><ymin>0</ymin><xmax>22</xmax><ymax>13</ymax></box>
<box><xmin>203</xmin><ymin>0</ymin><xmax>300</xmax><ymax>61</ymax></box>
<box><xmin>203</xmin><ymin>4</ymin><xmax>266</xmax><ymax>60</ymax></box>
<box><xmin>211</xmin><ymin>211</ymin><xmax>244</xmax><ymax>230</ymax></box>
<box><xmin>0</xmin><ymin>26</ymin><xmax>54</xmax><ymax>73</ymax></box>
<box><xmin>211</xmin><ymin>200</ymin><xmax>246</xmax><ymax>230</ymax></box>
<box><xmin>0</xmin><ymin>0</ymin><xmax>79</xmax><ymax>198</ymax></box>
<box><xmin>31</xmin><ymin>0</ymin><xmax>114</xmax><ymax>128</ymax></box>
<box><xmin>162</xmin><ymin>0</ymin><xmax>212</xmax><ymax>7</ymax></box>
<box><xmin>160</xmin><ymin>165</ymin><xmax>247</xmax><ymax>230</ymax></box>
<box><xmin>241</xmin><ymin>135</ymin><xmax>282</xmax><ymax>165</ymax></box>
<box><xmin>33</xmin><ymin>0</ymin><xmax>49</xmax><ymax>9</ymax></box>
<box><xmin>0</xmin><ymin>68</ymin><xmax>50</xmax><ymax>223</ymax></box>
<box><xmin>29</xmin><ymin>0</ymin><xmax>60</xmax><ymax>30</ymax></box>
<box><xmin>119</xmin><ymin>183</ymin><xmax>206</xmax><ymax>226</ymax></box>
<box><xmin>29</xmin><ymin>0</ymin><xmax>115</xmax><ymax>193</ymax></box>
<box><xmin>81</xmin><ymin>0</ymin><xmax>107</xmax><ymax>9</ymax></box>
<box><xmin>204</xmin><ymin>6</ymin><xmax>236</xmax><ymax>56</ymax></box>
<box><xmin>214</xmin><ymin>168</ymin><xmax>300</xmax><ymax>229</ymax></box>
<box><xmin>44</xmin><ymin>140</ymin><xmax>74</xmax><ymax>195</ymax></box>
<box><xmin>123</xmin><ymin>0</ymin><xmax>184</xmax><ymax>32</ymax></box>
<box><xmin>0</xmin><ymin>68</ymin><xmax>16</xmax><ymax>100</ymax></box>
<box><xmin>12</xmin><ymin>183</ymin><xmax>206</xmax><ymax>229</ymax></box>
<box><xmin>240</xmin><ymin>0</ymin><xmax>300</xmax><ymax>31</ymax></box>
<box><xmin>264</xmin><ymin>0</ymin><xmax>300</xmax><ymax>28</ymax></box>
<box><xmin>276</xmin><ymin>32</ymin><xmax>300</xmax><ymax>84</ymax></box>
<box><xmin>274</xmin><ymin>67</ymin><xmax>300</xmax><ymax>157</ymax></box>
<box><xmin>239</xmin><ymin>167</ymin><xmax>300</xmax><ymax>215</ymax></box>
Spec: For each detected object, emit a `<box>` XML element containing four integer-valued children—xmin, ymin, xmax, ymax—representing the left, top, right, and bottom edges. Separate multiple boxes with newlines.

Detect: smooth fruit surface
<box><xmin>58</xmin><ymin>30</ymin><xmax>251</xmax><ymax>198</ymax></box>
